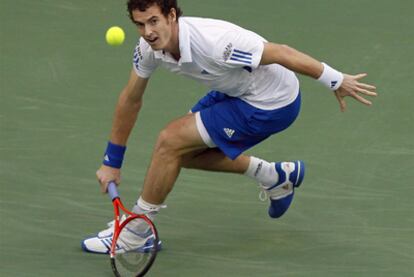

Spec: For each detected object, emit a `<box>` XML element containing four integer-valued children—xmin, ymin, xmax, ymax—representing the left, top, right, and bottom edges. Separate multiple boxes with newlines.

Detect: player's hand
<box><xmin>334</xmin><ymin>73</ymin><xmax>377</xmax><ymax>112</ymax></box>
<box><xmin>96</xmin><ymin>165</ymin><xmax>121</xmax><ymax>193</ymax></box>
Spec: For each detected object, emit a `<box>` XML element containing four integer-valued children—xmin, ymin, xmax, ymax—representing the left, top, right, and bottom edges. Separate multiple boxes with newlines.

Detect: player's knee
<box><xmin>154</xmin><ymin>127</ymin><xmax>180</xmax><ymax>158</ymax></box>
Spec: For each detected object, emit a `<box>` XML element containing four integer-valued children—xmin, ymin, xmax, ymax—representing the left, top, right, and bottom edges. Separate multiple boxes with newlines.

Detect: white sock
<box><xmin>244</xmin><ymin>156</ymin><xmax>278</xmax><ymax>187</ymax></box>
<box><xmin>132</xmin><ymin>197</ymin><xmax>163</xmax><ymax>219</ymax></box>
<box><xmin>131</xmin><ymin>197</ymin><xmax>163</xmax><ymax>232</ymax></box>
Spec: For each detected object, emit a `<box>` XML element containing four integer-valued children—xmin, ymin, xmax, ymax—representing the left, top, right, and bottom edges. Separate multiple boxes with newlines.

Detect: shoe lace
<box><xmin>258</xmin><ymin>183</ymin><xmax>293</xmax><ymax>201</ymax></box>
<box><xmin>258</xmin><ymin>183</ymin><xmax>269</xmax><ymax>202</ymax></box>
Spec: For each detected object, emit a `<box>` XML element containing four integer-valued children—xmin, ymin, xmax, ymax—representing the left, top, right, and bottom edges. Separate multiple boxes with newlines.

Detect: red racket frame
<box><xmin>109</xmin><ymin>198</ymin><xmax>158</xmax><ymax>257</ymax></box>
<box><xmin>107</xmin><ymin>182</ymin><xmax>159</xmax><ymax>277</ymax></box>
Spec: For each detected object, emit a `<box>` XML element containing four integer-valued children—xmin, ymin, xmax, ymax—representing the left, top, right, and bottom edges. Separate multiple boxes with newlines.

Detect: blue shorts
<box><xmin>191</xmin><ymin>91</ymin><xmax>301</xmax><ymax>160</ymax></box>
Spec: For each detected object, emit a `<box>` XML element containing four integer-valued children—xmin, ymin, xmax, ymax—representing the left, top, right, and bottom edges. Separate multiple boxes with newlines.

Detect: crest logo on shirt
<box><xmin>223</xmin><ymin>43</ymin><xmax>233</xmax><ymax>61</ymax></box>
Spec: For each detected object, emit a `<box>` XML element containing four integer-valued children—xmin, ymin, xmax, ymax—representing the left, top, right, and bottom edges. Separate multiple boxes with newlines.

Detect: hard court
<box><xmin>1</xmin><ymin>0</ymin><xmax>413</xmax><ymax>276</ymax></box>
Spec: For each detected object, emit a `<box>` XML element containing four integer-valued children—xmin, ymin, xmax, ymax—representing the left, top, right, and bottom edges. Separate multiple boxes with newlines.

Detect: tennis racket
<box><xmin>107</xmin><ymin>181</ymin><xmax>159</xmax><ymax>277</ymax></box>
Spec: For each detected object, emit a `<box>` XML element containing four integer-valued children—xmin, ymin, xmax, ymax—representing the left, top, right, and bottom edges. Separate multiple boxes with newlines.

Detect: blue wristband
<box><xmin>103</xmin><ymin>141</ymin><xmax>126</xmax><ymax>169</ymax></box>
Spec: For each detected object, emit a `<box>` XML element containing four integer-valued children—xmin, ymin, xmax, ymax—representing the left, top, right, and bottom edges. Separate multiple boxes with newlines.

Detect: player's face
<box><xmin>132</xmin><ymin>4</ymin><xmax>177</xmax><ymax>51</ymax></box>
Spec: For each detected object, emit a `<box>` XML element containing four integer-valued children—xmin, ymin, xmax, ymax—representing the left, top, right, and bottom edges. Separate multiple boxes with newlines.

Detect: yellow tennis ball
<box><xmin>105</xmin><ymin>26</ymin><xmax>125</xmax><ymax>46</ymax></box>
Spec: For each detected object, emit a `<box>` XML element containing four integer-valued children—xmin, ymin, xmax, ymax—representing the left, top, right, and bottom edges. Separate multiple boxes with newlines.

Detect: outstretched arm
<box><xmin>96</xmin><ymin>69</ymin><xmax>149</xmax><ymax>192</ymax></box>
<box><xmin>260</xmin><ymin>42</ymin><xmax>377</xmax><ymax>111</ymax></box>
<box><xmin>109</xmin><ymin>69</ymin><xmax>148</xmax><ymax>145</ymax></box>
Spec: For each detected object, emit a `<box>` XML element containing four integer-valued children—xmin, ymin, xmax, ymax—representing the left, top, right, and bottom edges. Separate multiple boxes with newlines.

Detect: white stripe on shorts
<box><xmin>195</xmin><ymin>112</ymin><xmax>216</xmax><ymax>148</ymax></box>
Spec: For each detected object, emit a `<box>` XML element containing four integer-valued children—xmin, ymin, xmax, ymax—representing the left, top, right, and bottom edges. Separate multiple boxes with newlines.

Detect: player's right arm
<box><xmin>96</xmin><ymin>69</ymin><xmax>149</xmax><ymax>193</ymax></box>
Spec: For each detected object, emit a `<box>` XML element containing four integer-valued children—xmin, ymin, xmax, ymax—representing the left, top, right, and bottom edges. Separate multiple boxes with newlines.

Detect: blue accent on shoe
<box><xmin>268</xmin><ymin>192</ymin><xmax>294</xmax><ymax>218</ymax></box>
<box><xmin>139</xmin><ymin>238</ymin><xmax>163</xmax><ymax>253</ymax></box>
<box><xmin>81</xmin><ymin>235</ymin><xmax>163</xmax><ymax>254</ymax></box>
<box><xmin>102</xmin><ymin>238</ymin><xmax>112</xmax><ymax>250</ymax></box>
<box><xmin>294</xmin><ymin>160</ymin><xmax>305</xmax><ymax>188</ymax></box>
<box><xmin>81</xmin><ymin>240</ymin><xmax>88</xmax><ymax>252</ymax></box>
<box><xmin>268</xmin><ymin>160</ymin><xmax>305</xmax><ymax>219</ymax></box>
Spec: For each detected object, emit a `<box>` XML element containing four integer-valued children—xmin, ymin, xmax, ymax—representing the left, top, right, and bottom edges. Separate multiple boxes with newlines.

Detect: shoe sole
<box><xmin>81</xmin><ymin>237</ymin><xmax>162</xmax><ymax>255</ymax></box>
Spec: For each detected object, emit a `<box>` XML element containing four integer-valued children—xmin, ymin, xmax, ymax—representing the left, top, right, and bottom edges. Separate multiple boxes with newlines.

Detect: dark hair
<box><xmin>127</xmin><ymin>0</ymin><xmax>183</xmax><ymax>21</ymax></box>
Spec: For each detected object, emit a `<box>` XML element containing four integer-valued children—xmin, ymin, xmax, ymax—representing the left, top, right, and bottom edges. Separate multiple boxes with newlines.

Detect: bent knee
<box><xmin>154</xmin><ymin>115</ymin><xmax>205</xmax><ymax>158</ymax></box>
<box><xmin>154</xmin><ymin>125</ymin><xmax>187</xmax><ymax>158</ymax></box>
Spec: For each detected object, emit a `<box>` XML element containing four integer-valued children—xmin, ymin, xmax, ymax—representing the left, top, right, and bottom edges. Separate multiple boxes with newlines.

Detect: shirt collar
<box><xmin>153</xmin><ymin>18</ymin><xmax>192</xmax><ymax>65</ymax></box>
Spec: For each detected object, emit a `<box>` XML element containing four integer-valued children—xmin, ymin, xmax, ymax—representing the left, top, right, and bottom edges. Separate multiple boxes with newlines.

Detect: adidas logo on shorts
<box><xmin>223</xmin><ymin>128</ymin><xmax>235</xmax><ymax>138</ymax></box>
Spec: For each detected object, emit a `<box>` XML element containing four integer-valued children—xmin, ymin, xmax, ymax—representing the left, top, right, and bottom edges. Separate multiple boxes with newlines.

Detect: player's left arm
<box><xmin>260</xmin><ymin>42</ymin><xmax>377</xmax><ymax>112</ymax></box>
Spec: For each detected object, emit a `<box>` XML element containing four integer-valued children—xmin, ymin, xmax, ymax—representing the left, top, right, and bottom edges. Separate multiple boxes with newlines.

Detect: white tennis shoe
<box><xmin>81</xmin><ymin>216</ymin><xmax>161</xmax><ymax>254</ymax></box>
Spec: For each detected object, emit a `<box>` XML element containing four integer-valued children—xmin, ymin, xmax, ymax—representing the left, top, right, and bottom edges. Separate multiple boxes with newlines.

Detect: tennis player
<box><xmin>82</xmin><ymin>0</ymin><xmax>376</xmax><ymax>253</ymax></box>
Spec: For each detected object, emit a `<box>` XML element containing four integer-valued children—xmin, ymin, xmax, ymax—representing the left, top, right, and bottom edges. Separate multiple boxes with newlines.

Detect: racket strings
<box><xmin>112</xmin><ymin>217</ymin><xmax>157</xmax><ymax>276</ymax></box>
<box><xmin>117</xmin><ymin>227</ymin><xmax>151</xmax><ymax>252</ymax></box>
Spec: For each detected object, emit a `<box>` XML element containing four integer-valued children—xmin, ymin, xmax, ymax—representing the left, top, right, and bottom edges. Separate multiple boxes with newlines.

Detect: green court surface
<box><xmin>1</xmin><ymin>0</ymin><xmax>413</xmax><ymax>276</ymax></box>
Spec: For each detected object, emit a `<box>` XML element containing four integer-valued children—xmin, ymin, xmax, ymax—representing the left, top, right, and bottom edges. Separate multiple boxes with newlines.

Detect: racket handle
<box><xmin>107</xmin><ymin>181</ymin><xmax>119</xmax><ymax>200</ymax></box>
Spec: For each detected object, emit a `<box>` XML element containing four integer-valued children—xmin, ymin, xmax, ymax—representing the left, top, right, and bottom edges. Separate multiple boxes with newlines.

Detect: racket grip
<box><xmin>107</xmin><ymin>181</ymin><xmax>119</xmax><ymax>200</ymax></box>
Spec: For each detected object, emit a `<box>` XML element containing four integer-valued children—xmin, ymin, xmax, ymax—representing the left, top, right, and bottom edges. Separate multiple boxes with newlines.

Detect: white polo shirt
<box><xmin>133</xmin><ymin>17</ymin><xmax>299</xmax><ymax>110</ymax></box>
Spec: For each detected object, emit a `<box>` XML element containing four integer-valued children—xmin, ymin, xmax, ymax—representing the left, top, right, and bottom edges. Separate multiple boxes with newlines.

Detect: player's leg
<box><xmin>181</xmin><ymin>148</ymin><xmax>250</xmax><ymax>173</ymax></box>
<box><xmin>180</xmin><ymin>148</ymin><xmax>283</xmax><ymax>189</ymax></box>
<box><xmin>139</xmin><ymin>113</ymin><xmax>209</xmax><ymax>205</ymax></box>
<box><xmin>181</xmin><ymin>90</ymin><xmax>290</xmax><ymax>186</ymax></box>
<box><xmin>82</xmin><ymin>113</ymin><xmax>208</xmax><ymax>254</ymax></box>
<box><xmin>185</xmin><ymin>90</ymin><xmax>305</xmax><ymax>218</ymax></box>
<box><xmin>180</xmin><ymin>149</ymin><xmax>287</xmax><ymax>189</ymax></box>
<box><xmin>82</xmin><ymin>91</ymin><xmax>303</xmax><ymax>253</ymax></box>
<box><xmin>137</xmin><ymin>112</ymin><xmax>290</xmax><ymax>204</ymax></box>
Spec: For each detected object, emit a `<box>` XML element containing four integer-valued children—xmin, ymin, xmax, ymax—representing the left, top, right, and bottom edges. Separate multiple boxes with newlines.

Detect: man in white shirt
<box><xmin>82</xmin><ymin>0</ymin><xmax>376</xmax><ymax>254</ymax></box>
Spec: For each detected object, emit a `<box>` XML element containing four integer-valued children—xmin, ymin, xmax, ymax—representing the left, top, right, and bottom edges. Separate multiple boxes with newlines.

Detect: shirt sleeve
<box><xmin>132</xmin><ymin>38</ymin><xmax>159</xmax><ymax>78</ymax></box>
<box><xmin>213</xmin><ymin>30</ymin><xmax>265</xmax><ymax>70</ymax></box>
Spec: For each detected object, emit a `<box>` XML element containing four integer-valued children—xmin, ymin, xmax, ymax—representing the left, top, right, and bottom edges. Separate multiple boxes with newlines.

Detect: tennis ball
<box><xmin>105</xmin><ymin>26</ymin><xmax>125</xmax><ymax>46</ymax></box>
